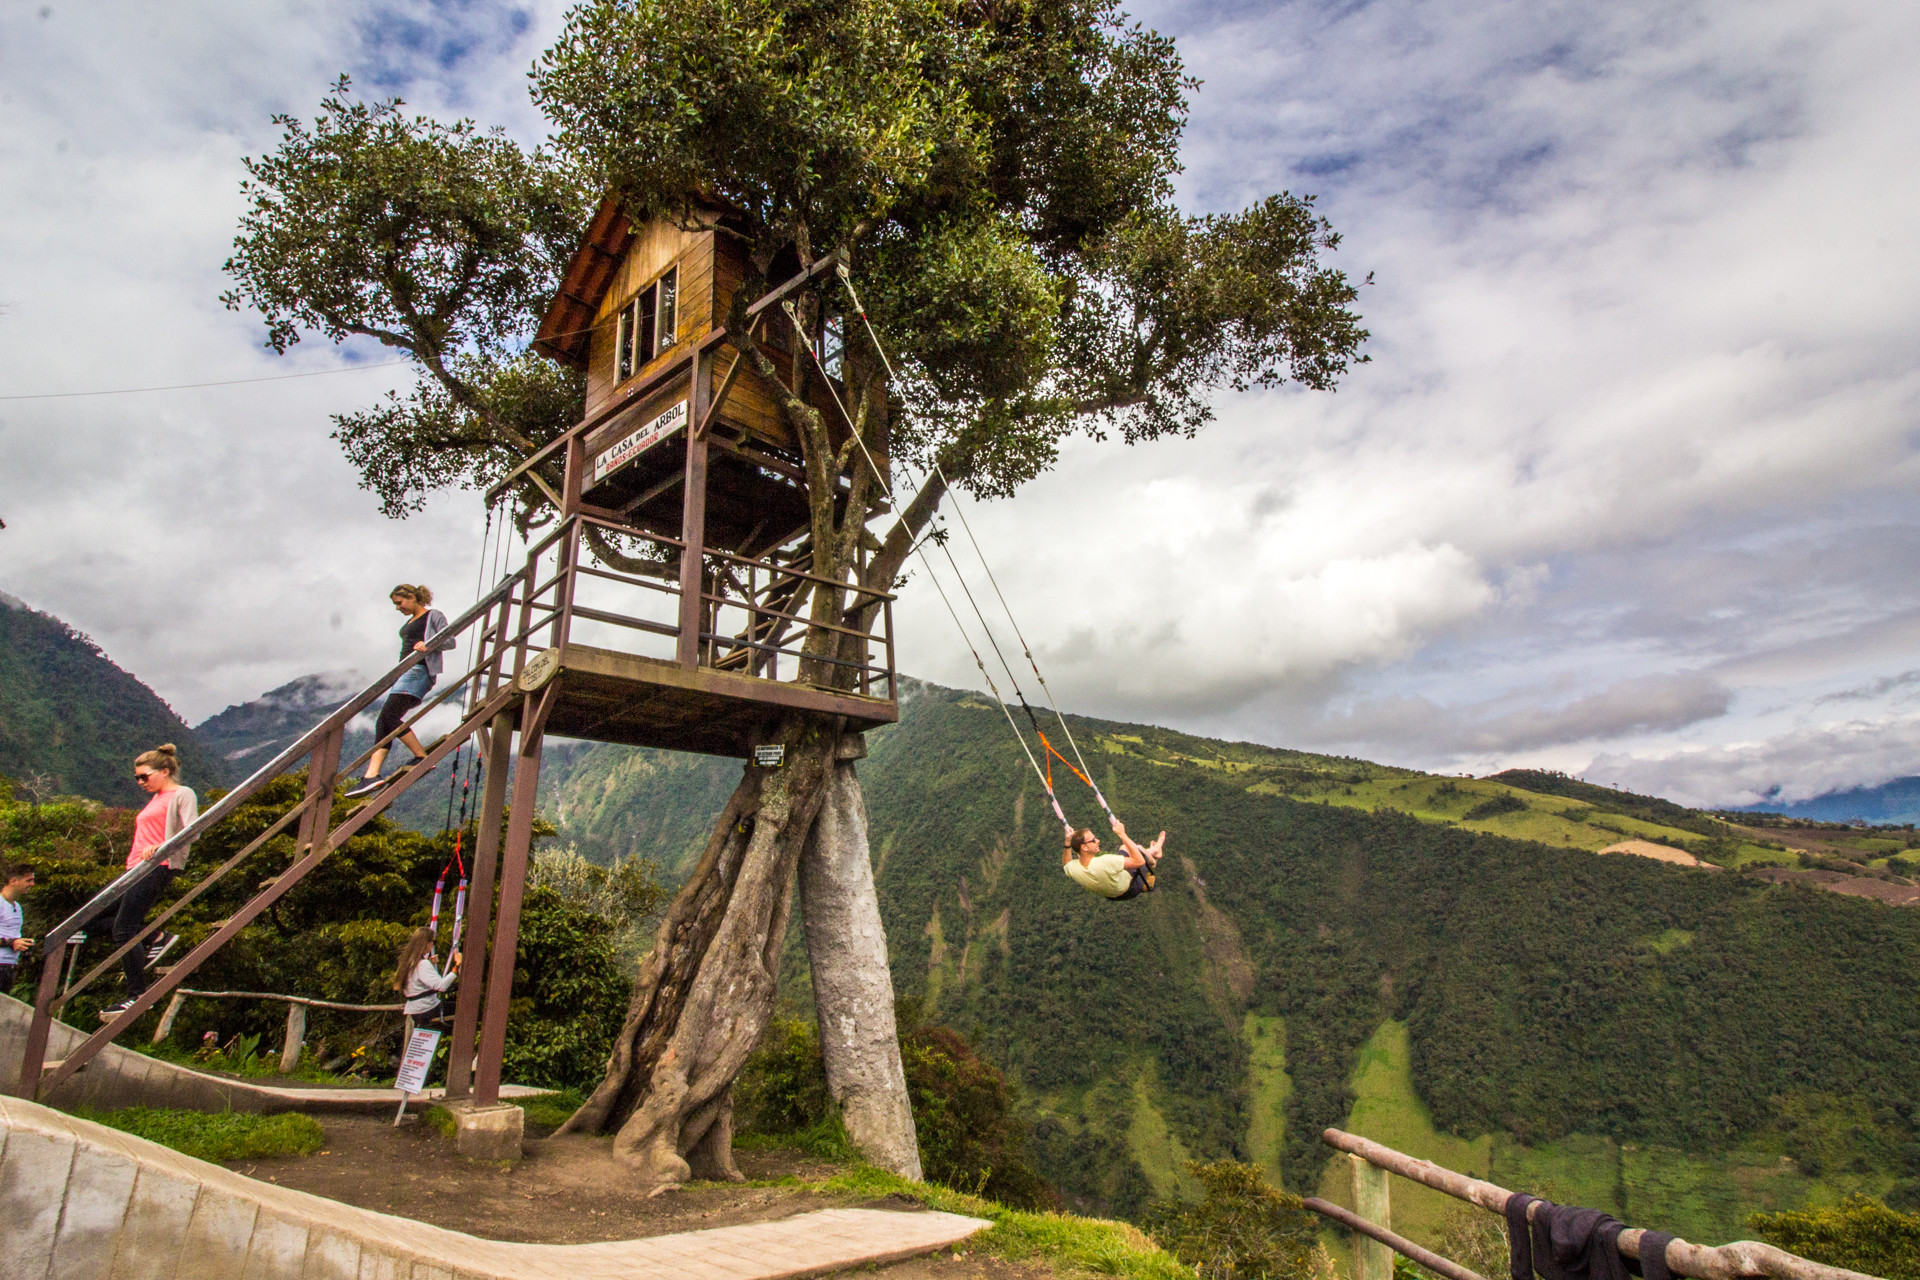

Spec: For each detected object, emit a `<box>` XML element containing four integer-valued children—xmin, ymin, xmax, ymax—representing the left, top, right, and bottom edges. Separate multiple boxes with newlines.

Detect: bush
<box><xmin>903</xmin><ymin>1024</ymin><xmax>1058</xmax><ymax>1210</ymax></box>
<box><xmin>1748</xmin><ymin>1194</ymin><xmax>1920</xmax><ymax>1280</ymax></box>
<box><xmin>1463</xmin><ymin>794</ymin><xmax>1527</xmax><ymax>821</ymax></box>
<box><xmin>73</xmin><ymin>1106</ymin><xmax>324</xmax><ymax>1163</ymax></box>
<box><xmin>1144</xmin><ymin>1160</ymin><xmax>1327</xmax><ymax>1280</ymax></box>
<box><xmin>732</xmin><ymin>1014</ymin><xmax>1057</xmax><ymax>1209</ymax></box>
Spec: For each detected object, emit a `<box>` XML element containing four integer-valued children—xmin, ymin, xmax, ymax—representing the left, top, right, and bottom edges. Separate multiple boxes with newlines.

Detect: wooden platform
<box><xmin>520</xmin><ymin>644</ymin><xmax>897</xmax><ymax>756</ymax></box>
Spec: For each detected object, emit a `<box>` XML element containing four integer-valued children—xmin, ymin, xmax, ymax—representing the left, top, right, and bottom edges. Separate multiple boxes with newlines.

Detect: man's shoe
<box><xmin>99</xmin><ymin>997</ymin><xmax>138</xmax><ymax>1022</ymax></box>
<box><xmin>143</xmin><ymin>933</ymin><xmax>180</xmax><ymax>971</ymax></box>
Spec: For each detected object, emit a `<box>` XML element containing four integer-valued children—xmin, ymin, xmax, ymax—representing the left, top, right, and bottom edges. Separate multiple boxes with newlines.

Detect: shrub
<box><xmin>903</xmin><ymin>1024</ymin><xmax>1058</xmax><ymax>1210</ymax></box>
<box><xmin>1748</xmin><ymin>1194</ymin><xmax>1920</xmax><ymax>1280</ymax></box>
<box><xmin>734</xmin><ymin>1018</ymin><xmax>831</xmax><ymax>1135</ymax></box>
<box><xmin>1463</xmin><ymin>794</ymin><xmax>1527</xmax><ymax>821</ymax></box>
<box><xmin>1144</xmin><ymin>1159</ymin><xmax>1327</xmax><ymax>1280</ymax></box>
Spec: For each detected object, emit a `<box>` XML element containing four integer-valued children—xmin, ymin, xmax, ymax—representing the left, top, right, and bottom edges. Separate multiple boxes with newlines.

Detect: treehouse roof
<box><xmin>533</xmin><ymin>195</ymin><xmax>634</xmax><ymax>368</ymax></box>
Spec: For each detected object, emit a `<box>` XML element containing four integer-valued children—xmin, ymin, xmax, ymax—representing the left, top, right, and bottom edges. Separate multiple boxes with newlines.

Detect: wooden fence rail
<box><xmin>152</xmin><ymin>989</ymin><xmax>404</xmax><ymax>1074</ymax></box>
<box><xmin>1314</xmin><ymin>1129</ymin><xmax>1885</xmax><ymax>1280</ymax></box>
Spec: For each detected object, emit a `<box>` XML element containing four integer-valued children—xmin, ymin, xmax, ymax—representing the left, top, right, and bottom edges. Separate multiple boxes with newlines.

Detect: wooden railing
<box><xmin>151</xmin><ymin>990</ymin><xmax>404</xmax><ymax>1075</ymax></box>
<box><xmin>1312</xmin><ymin>1129</ymin><xmax>1884</xmax><ymax>1280</ymax></box>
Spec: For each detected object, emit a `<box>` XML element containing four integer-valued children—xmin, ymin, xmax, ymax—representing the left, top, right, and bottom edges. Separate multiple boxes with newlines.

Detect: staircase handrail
<box><xmin>37</xmin><ymin>577</ymin><xmax>518</xmax><ymax>952</ymax></box>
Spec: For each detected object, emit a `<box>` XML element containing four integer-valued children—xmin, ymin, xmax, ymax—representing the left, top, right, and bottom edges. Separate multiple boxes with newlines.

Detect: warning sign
<box><xmin>396</xmin><ymin>1027</ymin><xmax>442</xmax><ymax>1096</ymax></box>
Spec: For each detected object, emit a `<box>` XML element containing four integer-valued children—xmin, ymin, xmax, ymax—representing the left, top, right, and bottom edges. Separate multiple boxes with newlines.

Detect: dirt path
<box><xmin>227</xmin><ymin>1112</ymin><xmax>868</xmax><ymax>1244</ymax></box>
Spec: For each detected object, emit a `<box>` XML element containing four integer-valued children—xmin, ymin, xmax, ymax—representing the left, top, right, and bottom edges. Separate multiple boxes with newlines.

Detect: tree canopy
<box><xmin>225</xmin><ymin>2</ymin><xmax>1368</xmax><ymax>562</ymax></box>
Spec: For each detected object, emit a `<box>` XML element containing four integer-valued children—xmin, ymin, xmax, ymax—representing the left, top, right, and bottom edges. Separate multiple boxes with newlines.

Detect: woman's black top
<box><xmin>399</xmin><ymin>613</ymin><xmax>428</xmax><ymax>661</ymax></box>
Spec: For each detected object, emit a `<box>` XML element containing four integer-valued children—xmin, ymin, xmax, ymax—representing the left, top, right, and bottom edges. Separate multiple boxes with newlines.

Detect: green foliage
<box><xmin>733</xmin><ymin>1011</ymin><xmax>1054</xmax><ymax>1208</ymax></box>
<box><xmin>424</xmin><ymin>1104</ymin><xmax>458</xmax><ymax>1140</ymax></box>
<box><xmin>1143</xmin><ymin>1160</ymin><xmax>1325</xmax><ymax>1280</ymax></box>
<box><xmin>839</xmin><ymin>685</ymin><xmax>1920</xmax><ymax>1212</ymax></box>
<box><xmin>903</xmin><ymin>1024</ymin><xmax>1058</xmax><ymax>1209</ymax></box>
<box><xmin>1</xmin><ymin>777</ymin><xmax>635</xmax><ymax>1094</ymax></box>
<box><xmin>1489</xmin><ymin>770</ymin><xmax>1726</xmax><ymax>840</ymax></box>
<box><xmin>1461</xmin><ymin>793</ymin><xmax>1526</xmax><ymax>821</ymax></box>
<box><xmin>220</xmin><ymin>78</ymin><xmax>585</xmax><ymax>518</ymax></box>
<box><xmin>735</xmin><ymin>1017</ymin><xmax>832</xmax><ymax>1135</ymax></box>
<box><xmin>0</xmin><ymin>602</ymin><xmax>225</xmax><ymax>805</ymax></box>
<box><xmin>74</xmin><ymin>1106</ymin><xmax>324</xmax><ymax>1163</ymax></box>
<box><xmin>1748</xmin><ymin>1194</ymin><xmax>1920</xmax><ymax>1280</ymax></box>
<box><xmin>520</xmin><ymin>1088</ymin><xmax>588</xmax><ymax>1131</ymax></box>
<box><xmin>525</xmin><ymin>844</ymin><xmax>667</xmax><ymax>963</ymax></box>
<box><xmin>534</xmin><ymin>0</ymin><xmax>1367</xmax><ymax>501</ymax></box>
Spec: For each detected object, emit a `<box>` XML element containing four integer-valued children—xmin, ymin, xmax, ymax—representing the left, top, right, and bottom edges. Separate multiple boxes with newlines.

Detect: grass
<box><xmin>136</xmin><ymin>1036</ymin><xmax>388</xmax><ymax>1088</ymax></box>
<box><xmin>820</xmin><ymin>1164</ymin><xmax>1195</xmax><ymax>1280</ymax></box>
<box><xmin>1244</xmin><ymin>1014</ymin><xmax>1291</xmax><ymax>1187</ymax></box>
<box><xmin>522</xmin><ymin>1087</ymin><xmax>588</xmax><ymax>1130</ymax></box>
<box><xmin>73</xmin><ymin>1105</ymin><xmax>324</xmax><ymax>1163</ymax></box>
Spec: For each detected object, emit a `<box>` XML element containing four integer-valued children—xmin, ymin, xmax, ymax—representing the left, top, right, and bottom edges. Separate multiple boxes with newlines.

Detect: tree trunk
<box><xmin>558</xmin><ymin>715</ymin><xmax>839</xmax><ymax>1192</ymax></box>
<box><xmin>800</xmin><ymin>742</ymin><xmax>922</xmax><ymax>1180</ymax></box>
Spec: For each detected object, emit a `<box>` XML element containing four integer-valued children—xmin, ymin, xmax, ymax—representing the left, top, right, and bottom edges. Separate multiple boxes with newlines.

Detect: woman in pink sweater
<box><xmin>85</xmin><ymin>743</ymin><xmax>196</xmax><ymax>1018</ymax></box>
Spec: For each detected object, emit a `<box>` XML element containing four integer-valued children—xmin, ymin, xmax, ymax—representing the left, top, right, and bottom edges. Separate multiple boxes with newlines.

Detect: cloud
<box><xmin>1589</xmin><ymin>714</ymin><xmax>1920</xmax><ymax>809</ymax></box>
<box><xmin>1297</xmin><ymin>671</ymin><xmax>1731</xmax><ymax>760</ymax></box>
<box><xmin>2</xmin><ymin>0</ymin><xmax>1918</xmax><ymax>813</ymax></box>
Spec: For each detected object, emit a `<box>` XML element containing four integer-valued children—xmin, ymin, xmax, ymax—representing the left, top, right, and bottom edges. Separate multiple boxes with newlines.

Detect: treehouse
<box><xmin>484</xmin><ymin>196</ymin><xmax>899</xmax><ymax>756</ymax></box>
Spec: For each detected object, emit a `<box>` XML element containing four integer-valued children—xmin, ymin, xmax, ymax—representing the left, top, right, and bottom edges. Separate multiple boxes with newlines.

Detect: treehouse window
<box><xmin>616</xmin><ymin>265</ymin><xmax>680</xmax><ymax>382</ymax></box>
<box><xmin>818</xmin><ymin>312</ymin><xmax>844</xmax><ymax>381</ymax></box>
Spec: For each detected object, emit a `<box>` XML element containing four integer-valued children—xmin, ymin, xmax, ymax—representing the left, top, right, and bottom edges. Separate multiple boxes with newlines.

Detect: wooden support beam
<box><xmin>445</xmin><ymin>709</ymin><xmax>513</xmax><ymax>1102</ymax></box>
<box><xmin>473</xmin><ymin>688</ymin><xmax>556</xmax><ymax>1107</ymax></box>
<box><xmin>280</xmin><ymin>1003</ymin><xmax>308</xmax><ymax>1074</ymax></box>
<box><xmin>678</xmin><ymin>345</ymin><xmax>711</xmax><ymax>668</ymax></box>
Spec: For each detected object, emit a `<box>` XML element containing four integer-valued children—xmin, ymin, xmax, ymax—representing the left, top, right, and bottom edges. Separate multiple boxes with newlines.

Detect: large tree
<box><xmin>225</xmin><ymin>0</ymin><xmax>1367</xmax><ymax>1193</ymax></box>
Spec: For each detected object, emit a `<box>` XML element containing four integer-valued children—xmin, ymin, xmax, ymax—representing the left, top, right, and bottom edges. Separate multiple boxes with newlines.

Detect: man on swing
<box><xmin>1063</xmin><ymin>816</ymin><xmax>1166</xmax><ymax>901</ymax></box>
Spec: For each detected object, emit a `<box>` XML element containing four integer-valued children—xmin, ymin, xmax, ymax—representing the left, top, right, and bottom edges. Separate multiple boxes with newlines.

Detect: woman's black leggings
<box><xmin>83</xmin><ymin>864</ymin><xmax>175</xmax><ymax>998</ymax></box>
<box><xmin>374</xmin><ymin>692</ymin><xmax>423</xmax><ymax>742</ymax></box>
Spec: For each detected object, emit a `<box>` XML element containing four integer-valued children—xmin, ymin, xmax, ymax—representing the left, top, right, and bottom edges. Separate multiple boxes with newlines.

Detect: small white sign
<box><xmin>592</xmin><ymin>398</ymin><xmax>689</xmax><ymax>484</ymax></box>
<box><xmin>753</xmin><ymin>744</ymin><xmax>786</xmax><ymax>768</ymax></box>
<box><xmin>396</xmin><ymin>1028</ymin><xmax>442</xmax><ymax>1095</ymax></box>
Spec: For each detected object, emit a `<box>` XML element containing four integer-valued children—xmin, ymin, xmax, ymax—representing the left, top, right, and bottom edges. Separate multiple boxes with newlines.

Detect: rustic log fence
<box><xmin>151</xmin><ymin>990</ymin><xmax>404</xmax><ymax>1074</ymax></box>
<box><xmin>1311</xmin><ymin>1128</ymin><xmax>1885</xmax><ymax>1280</ymax></box>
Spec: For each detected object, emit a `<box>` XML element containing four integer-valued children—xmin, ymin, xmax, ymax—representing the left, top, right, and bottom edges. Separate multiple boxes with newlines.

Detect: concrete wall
<box><xmin>0</xmin><ymin>1094</ymin><xmax>990</xmax><ymax>1280</ymax></box>
<box><xmin>0</xmin><ymin>994</ymin><xmax>537</xmax><ymax>1115</ymax></box>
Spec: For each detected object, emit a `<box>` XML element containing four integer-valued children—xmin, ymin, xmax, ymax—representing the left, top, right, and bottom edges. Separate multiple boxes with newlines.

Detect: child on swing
<box><xmin>1062</xmin><ymin>815</ymin><xmax>1166</xmax><ymax>901</ymax></box>
<box><xmin>393</xmin><ymin>926</ymin><xmax>458</xmax><ymax>1030</ymax></box>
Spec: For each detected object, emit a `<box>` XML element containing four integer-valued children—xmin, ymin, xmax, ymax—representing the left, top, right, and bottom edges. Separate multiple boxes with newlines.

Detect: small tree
<box><xmin>1749</xmin><ymin>1194</ymin><xmax>1920</xmax><ymax>1280</ymax></box>
<box><xmin>1146</xmin><ymin>1159</ymin><xmax>1328</xmax><ymax>1280</ymax></box>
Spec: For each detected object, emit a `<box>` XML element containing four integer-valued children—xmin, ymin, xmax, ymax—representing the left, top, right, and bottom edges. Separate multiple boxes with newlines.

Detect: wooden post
<box><xmin>15</xmin><ymin>942</ymin><xmax>66</xmax><ymax>1097</ymax></box>
<box><xmin>153</xmin><ymin>992</ymin><xmax>187</xmax><ymax>1045</ymax></box>
<box><xmin>446</xmin><ymin>710</ymin><xmax>513</xmax><ymax>1101</ymax></box>
<box><xmin>295</xmin><ymin>727</ymin><xmax>342</xmax><ymax>853</ymax></box>
<box><xmin>563</xmin><ymin>431</ymin><xmax>586</xmax><ymax>518</ymax></box>
<box><xmin>473</xmin><ymin>690</ymin><xmax>553</xmax><ymax>1106</ymax></box>
<box><xmin>677</xmin><ymin>351</ymin><xmax>709</xmax><ymax>668</ymax></box>
<box><xmin>280</xmin><ymin>1002</ymin><xmax>307</xmax><ymax>1074</ymax></box>
<box><xmin>1353</xmin><ymin>1152</ymin><xmax>1395</xmax><ymax>1280</ymax></box>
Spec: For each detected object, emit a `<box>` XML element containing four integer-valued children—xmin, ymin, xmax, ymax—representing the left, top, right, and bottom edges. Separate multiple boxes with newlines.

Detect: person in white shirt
<box><xmin>0</xmin><ymin>863</ymin><xmax>34</xmax><ymax>981</ymax></box>
<box><xmin>392</xmin><ymin>926</ymin><xmax>459</xmax><ymax>1027</ymax></box>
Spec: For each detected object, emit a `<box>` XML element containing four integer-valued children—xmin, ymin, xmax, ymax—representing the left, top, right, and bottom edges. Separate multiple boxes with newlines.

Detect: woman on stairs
<box><xmin>347</xmin><ymin>584</ymin><xmax>455</xmax><ymax>799</ymax></box>
<box><xmin>90</xmin><ymin>744</ymin><xmax>196</xmax><ymax>1018</ymax></box>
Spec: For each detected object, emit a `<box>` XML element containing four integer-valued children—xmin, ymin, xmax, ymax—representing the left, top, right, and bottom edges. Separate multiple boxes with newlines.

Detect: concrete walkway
<box><xmin>1</xmin><ymin>1095</ymin><xmax>992</xmax><ymax>1280</ymax></box>
<box><xmin>1</xmin><ymin>993</ymin><xmax>541</xmax><ymax>1114</ymax></box>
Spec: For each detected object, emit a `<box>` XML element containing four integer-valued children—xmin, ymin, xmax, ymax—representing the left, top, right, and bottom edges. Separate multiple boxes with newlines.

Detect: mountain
<box><xmin>195</xmin><ymin>672</ymin><xmax>365</xmax><ymax>770</ymax></box>
<box><xmin>1733</xmin><ymin>776</ymin><xmax>1920</xmax><ymax>826</ymax></box>
<box><xmin>0</xmin><ymin>593</ymin><xmax>224</xmax><ymax>805</ymax></box>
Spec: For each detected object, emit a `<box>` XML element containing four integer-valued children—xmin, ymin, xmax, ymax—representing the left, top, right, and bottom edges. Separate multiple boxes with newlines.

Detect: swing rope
<box><xmin>782</xmin><ymin>291</ymin><xmax>1095</xmax><ymax>831</ymax></box>
<box><xmin>833</xmin><ymin>268</ymin><xmax>1118</xmax><ymax>824</ymax></box>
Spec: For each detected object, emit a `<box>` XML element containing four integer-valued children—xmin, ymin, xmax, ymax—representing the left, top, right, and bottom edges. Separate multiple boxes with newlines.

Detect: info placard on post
<box><xmin>396</xmin><ymin>1027</ymin><xmax>442</xmax><ymax>1096</ymax></box>
<box><xmin>753</xmin><ymin>744</ymin><xmax>785</xmax><ymax>768</ymax></box>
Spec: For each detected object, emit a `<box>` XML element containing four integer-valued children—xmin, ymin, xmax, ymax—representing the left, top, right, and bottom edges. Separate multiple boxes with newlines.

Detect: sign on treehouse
<box><xmin>593</xmin><ymin>398</ymin><xmax>689</xmax><ymax>484</ymax></box>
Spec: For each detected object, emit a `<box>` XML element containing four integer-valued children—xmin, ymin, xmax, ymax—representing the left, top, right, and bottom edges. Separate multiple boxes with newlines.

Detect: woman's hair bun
<box><xmin>157</xmin><ymin>743</ymin><xmax>177</xmax><ymax>754</ymax></box>
<box><xmin>135</xmin><ymin>743</ymin><xmax>181</xmax><ymax>774</ymax></box>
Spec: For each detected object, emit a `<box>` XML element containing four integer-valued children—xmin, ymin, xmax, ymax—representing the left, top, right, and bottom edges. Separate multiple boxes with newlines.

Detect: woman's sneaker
<box><xmin>343</xmin><ymin>775</ymin><xmax>390</xmax><ymax>799</ymax></box>
<box><xmin>99</xmin><ymin>997</ymin><xmax>138</xmax><ymax>1022</ymax></box>
<box><xmin>143</xmin><ymin>933</ymin><xmax>180</xmax><ymax>971</ymax></box>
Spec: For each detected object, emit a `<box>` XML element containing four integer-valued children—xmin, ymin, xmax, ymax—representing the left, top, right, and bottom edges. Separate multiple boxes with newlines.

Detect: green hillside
<box><xmin>0</xmin><ymin>596</ymin><xmax>225</xmax><ymax>805</ymax></box>
<box><xmin>529</xmin><ymin>681</ymin><xmax>1920</xmax><ymax>1244</ymax></box>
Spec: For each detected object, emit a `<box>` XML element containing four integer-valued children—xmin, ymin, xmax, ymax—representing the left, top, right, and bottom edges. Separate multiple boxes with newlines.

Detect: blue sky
<box><xmin>2</xmin><ymin>0</ymin><xmax>1917</xmax><ymax>807</ymax></box>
